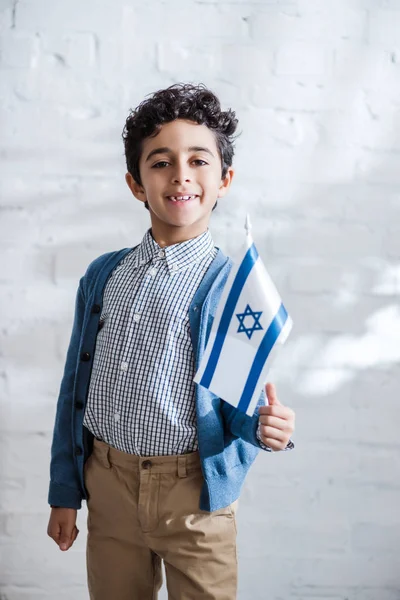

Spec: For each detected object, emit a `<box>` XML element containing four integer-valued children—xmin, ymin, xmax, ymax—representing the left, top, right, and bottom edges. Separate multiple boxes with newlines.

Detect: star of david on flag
<box><xmin>193</xmin><ymin>214</ymin><xmax>293</xmax><ymax>416</ymax></box>
<box><xmin>236</xmin><ymin>304</ymin><xmax>263</xmax><ymax>339</ymax></box>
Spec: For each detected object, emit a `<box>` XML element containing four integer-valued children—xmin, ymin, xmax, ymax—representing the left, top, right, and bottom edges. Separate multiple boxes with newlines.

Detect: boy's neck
<box><xmin>149</xmin><ymin>222</ymin><xmax>209</xmax><ymax>248</ymax></box>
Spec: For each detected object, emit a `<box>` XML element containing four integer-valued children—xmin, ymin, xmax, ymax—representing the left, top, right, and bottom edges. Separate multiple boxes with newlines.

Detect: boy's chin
<box><xmin>150</xmin><ymin>209</ymin><xmax>212</xmax><ymax>230</ymax></box>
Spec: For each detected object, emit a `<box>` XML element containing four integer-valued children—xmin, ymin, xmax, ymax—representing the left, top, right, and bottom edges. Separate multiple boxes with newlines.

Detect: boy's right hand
<box><xmin>47</xmin><ymin>507</ymin><xmax>79</xmax><ymax>551</ymax></box>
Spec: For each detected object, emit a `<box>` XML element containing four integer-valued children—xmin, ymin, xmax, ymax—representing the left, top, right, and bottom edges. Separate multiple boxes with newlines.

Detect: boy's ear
<box><xmin>218</xmin><ymin>167</ymin><xmax>234</xmax><ymax>199</ymax></box>
<box><xmin>125</xmin><ymin>172</ymin><xmax>146</xmax><ymax>203</ymax></box>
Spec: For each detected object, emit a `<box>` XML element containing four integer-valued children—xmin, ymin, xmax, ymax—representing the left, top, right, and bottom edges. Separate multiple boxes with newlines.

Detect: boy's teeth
<box><xmin>169</xmin><ymin>195</ymin><xmax>196</xmax><ymax>201</ymax></box>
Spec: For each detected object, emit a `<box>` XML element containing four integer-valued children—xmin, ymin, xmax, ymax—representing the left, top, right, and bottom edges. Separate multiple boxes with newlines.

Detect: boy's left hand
<box><xmin>258</xmin><ymin>382</ymin><xmax>295</xmax><ymax>451</ymax></box>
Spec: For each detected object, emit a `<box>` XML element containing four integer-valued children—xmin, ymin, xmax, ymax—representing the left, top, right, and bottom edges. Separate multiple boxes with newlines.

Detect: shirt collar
<box><xmin>132</xmin><ymin>227</ymin><xmax>215</xmax><ymax>274</ymax></box>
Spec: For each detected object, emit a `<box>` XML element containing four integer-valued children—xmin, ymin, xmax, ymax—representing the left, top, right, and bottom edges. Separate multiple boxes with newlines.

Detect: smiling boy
<box><xmin>47</xmin><ymin>82</ymin><xmax>295</xmax><ymax>600</ymax></box>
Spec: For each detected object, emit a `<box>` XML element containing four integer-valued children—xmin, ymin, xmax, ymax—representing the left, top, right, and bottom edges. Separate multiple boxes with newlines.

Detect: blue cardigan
<box><xmin>48</xmin><ymin>245</ymin><xmax>266</xmax><ymax>512</ymax></box>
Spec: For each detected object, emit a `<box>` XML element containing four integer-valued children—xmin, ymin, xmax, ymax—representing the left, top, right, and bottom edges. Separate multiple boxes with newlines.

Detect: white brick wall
<box><xmin>1</xmin><ymin>0</ymin><xmax>399</xmax><ymax>598</ymax></box>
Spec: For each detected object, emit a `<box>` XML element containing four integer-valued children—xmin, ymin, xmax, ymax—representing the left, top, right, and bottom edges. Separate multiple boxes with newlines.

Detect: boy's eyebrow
<box><xmin>145</xmin><ymin>146</ymin><xmax>215</xmax><ymax>163</ymax></box>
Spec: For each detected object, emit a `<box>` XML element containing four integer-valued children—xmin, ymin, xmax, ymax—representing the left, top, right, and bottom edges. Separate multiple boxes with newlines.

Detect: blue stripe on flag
<box><xmin>237</xmin><ymin>303</ymin><xmax>288</xmax><ymax>413</ymax></box>
<box><xmin>200</xmin><ymin>243</ymin><xmax>259</xmax><ymax>388</ymax></box>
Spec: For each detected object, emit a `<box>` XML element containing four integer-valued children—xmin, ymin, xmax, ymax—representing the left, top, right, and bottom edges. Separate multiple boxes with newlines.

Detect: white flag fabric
<box><xmin>194</xmin><ymin>222</ymin><xmax>293</xmax><ymax>416</ymax></box>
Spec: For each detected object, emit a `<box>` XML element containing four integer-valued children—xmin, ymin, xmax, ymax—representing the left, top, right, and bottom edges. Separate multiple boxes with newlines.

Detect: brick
<box><xmin>0</xmin><ymin>31</ymin><xmax>38</xmax><ymax>69</ymax></box>
<box><xmin>0</xmin><ymin>396</ymin><xmax>57</xmax><ymax>434</ymax></box>
<box><xmin>274</xmin><ymin>44</ymin><xmax>331</xmax><ymax>76</ymax></box>
<box><xmin>367</xmin><ymin>9</ymin><xmax>400</xmax><ymax>46</ymax></box>
<box><xmin>0</xmin><ymin>541</ymin><xmax>87</xmax><ymax>587</ymax></box>
<box><xmin>0</xmin><ymin>320</ymin><xmax>60</xmax><ymax>370</ymax></box>
<box><xmin>347</xmin><ymin>365</ymin><xmax>399</xmax><ymax>410</ymax></box>
<box><xmin>0</xmin><ymin>477</ymin><xmax>26</xmax><ymax>512</ymax></box>
<box><xmin>0</xmin><ymin>175</ymin><xmax>81</xmax><ymax>208</ymax></box>
<box><xmin>238</xmin><ymin>143</ymin><xmax>357</xmax><ymax>183</ymax></box>
<box><xmin>219</xmin><ymin>43</ymin><xmax>274</xmax><ymax>80</ymax></box>
<box><xmin>122</xmin><ymin>4</ymin><xmax>247</xmax><ymax>43</ymax></box>
<box><xmin>285</xmin><ymin>291</ymin><xmax>397</xmax><ymax>336</ymax></box>
<box><xmin>288</xmin><ymin>259</ymin><xmax>400</xmax><ymax>297</ymax></box>
<box><xmin>313</xmin><ymin>485</ymin><xmax>400</xmax><ymax>528</ymax></box>
<box><xmin>189</xmin><ymin>0</ymin><xmax>284</xmax><ymax>3</ymax></box>
<box><xmin>16</xmin><ymin>0</ymin><xmax>122</xmax><ymax>33</ymax></box>
<box><xmin>316</xmin><ymin>106</ymin><xmax>400</xmax><ymax>152</ymax></box>
<box><xmin>38</xmin><ymin>32</ymin><xmax>97</xmax><ymax>70</ymax></box>
<box><xmin>0</xmin><ymin>209</ymin><xmax>37</xmax><ymax>246</ymax></box>
<box><xmin>384</xmin><ymin>227</ymin><xmax>400</xmax><ymax>258</ymax></box>
<box><xmin>0</xmin><ymin>589</ymin><xmax>88</xmax><ymax>600</ymax></box>
<box><xmin>333</xmin><ymin>45</ymin><xmax>394</xmax><ymax>85</ymax></box>
<box><xmin>251</xmin><ymin>4</ymin><xmax>367</xmax><ymax>44</ymax></box>
<box><xmin>352</xmin><ymin>523</ymin><xmax>400</xmax><ymax>553</ymax></box>
<box><xmin>341</xmin><ymin>184</ymin><xmax>400</xmax><ymax>224</ymax></box>
<box><xmin>270</xmin><ymin>220</ymin><xmax>383</xmax><ymax>259</ymax></box>
<box><xmin>247</xmin><ymin>520</ymin><xmax>350</xmax><ymax>557</ymax></box>
<box><xmin>239</xmin><ymin>107</ymin><xmax>320</xmax><ymax>147</ymax></box>
<box><xmin>295</xmin><ymin>556</ymin><xmax>400</xmax><ymax>587</ymax></box>
<box><xmin>0</xmin><ymin>4</ymin><xmax>12</xmax><ymax>29</ymax></box>
<box><xmin>0</xmin><ymin>247</ymin><xmax>53</xmax><ymax>285</ymax></box>
<box><xmin>310</xmin><ymin>305</ymin><xmax>400</xmax><ymax>370</ymax></box>
<box><xmin>355</xmin><ymin>589</ymin><xmax>400</xmax><ymax>600</ymax></box>
<box><xmin>252</xmin><ymin>77</ymin><xmax>362</xmax><ymax>112</ymax></box>
<box><xmin>380</xmin><ymin>0</ymin><xmax>400</xmax><ymax>7</ymax></box>
<box><xmin>157</xmin><ymin>41</ymin><xmax>219</xmax><ymax>78</ymax></box>
<box><xmin>53</xmin><ymin>246</ymin><xmax>101</xmax><ymax>284</ymax></box>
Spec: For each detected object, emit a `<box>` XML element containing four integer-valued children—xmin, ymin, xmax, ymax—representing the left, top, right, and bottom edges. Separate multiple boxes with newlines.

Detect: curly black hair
<box><xmin>121</xmin><ymin>82</ymin><xmax>240</xmax><ymax>211</ymax></box>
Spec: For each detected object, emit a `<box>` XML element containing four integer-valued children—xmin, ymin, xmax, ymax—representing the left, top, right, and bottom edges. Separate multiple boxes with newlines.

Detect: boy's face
<box><xmin>125</xmin><ymin>119</ymin><xmax>234</xmax><ymax>245</ymax></box>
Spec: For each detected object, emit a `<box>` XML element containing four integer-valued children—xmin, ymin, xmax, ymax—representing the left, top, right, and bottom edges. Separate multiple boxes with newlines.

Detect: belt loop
<box><xmin>177</xmin><ymin>456</ymin><xmax>187</xmax><ymax>478</ymax></box>
<box><xmin>98</xmin><ymin>442</ymin><xmax>111</xmax><ymax>469</ymax></box>
<box><xmin>105</xmin><ymin>446</ymin><xmax>112</xmax><ymax>469</ymax></box>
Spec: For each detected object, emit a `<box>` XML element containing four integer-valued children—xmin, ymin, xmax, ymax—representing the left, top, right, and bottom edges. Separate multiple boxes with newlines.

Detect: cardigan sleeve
<box><xmin>48</xmin><ymin>277</ymin><xmax>86</xmax><ymax>509</ymax></box>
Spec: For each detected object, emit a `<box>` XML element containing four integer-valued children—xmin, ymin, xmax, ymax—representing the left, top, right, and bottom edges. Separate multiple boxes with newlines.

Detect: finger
<box><xmin>259</xmin><ymin>404</ymin><xmax>291</xmax><ymax>419</ymax></box>
<box><xmin>259</xmin><ymin>415</ymin><xmax>291</xmax><ymax>432</ymax></box>
<box><xmin>263</xmin><ymin>437</ymin><xmax>288</xmax><ymax>451</ymax></box>
<box><xmin>71</xmin><ymin>526</ymin><xmax>79</xmax><ymax>544</ymax></box>
<box><xmin>259</xmin><ymin>425</ymin><xmax>286</xmax><ymax>443</ymax></box>
<box><xmin>265</xmin><ymin>382</ymin><xmax>281</xmax><ymax>406</ymax></box>
<box><xmin>59</xmin><ymin>539</ymin><xmax>73</xmax><ymax>551</ymax></box>
<box><xmin>66</xmin><ymin>527</ymin><xmax>79</xmax><ymax>548</ymax></box>
<box><xmin>47</xmin><ymin>522</ymin><xmax>61</xmax><ymax>543</ymax></box>
<box><xmin>59</xmin><ymin>528</ymin><xmax>74</xmax><ymax>551</ymax></box>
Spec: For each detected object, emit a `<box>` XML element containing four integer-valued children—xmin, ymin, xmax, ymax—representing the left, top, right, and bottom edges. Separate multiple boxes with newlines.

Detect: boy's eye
<box><xmin>152</xmin><ymin>159</ymin><xmax>208</xmax><ymax>168</ymax></box>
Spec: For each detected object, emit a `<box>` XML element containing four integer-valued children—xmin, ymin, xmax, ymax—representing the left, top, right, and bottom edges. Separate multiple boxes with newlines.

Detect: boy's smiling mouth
<box><xmin>166</xmin><ymin>195</ymin><xmax>199</xmax><ymax>203</ymax></box>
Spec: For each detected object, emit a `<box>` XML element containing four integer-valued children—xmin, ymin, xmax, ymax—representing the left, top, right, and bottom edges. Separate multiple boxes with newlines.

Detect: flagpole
<box><xmin>244</xmin><ymin>212</ymin><xmax>253</xmax><ymax>249</ymax></box>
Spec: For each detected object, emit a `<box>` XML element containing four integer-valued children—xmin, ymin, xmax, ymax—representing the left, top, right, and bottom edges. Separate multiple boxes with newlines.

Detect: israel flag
<box><xmin>194</xmin><ymin>214</ymin><xmax>293</xmax><ymax>416</ymax></box>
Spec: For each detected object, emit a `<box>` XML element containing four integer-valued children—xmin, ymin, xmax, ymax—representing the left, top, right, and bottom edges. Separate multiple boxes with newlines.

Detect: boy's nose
<box><xmin>173</xmin><ymin>175</ymin><xmax>191</xmax><ymax>184</ymax></box>
<box><xmin>171</xmin><ymin>165</ymin><xmax>192</xmax><ymax>183</ymax></box>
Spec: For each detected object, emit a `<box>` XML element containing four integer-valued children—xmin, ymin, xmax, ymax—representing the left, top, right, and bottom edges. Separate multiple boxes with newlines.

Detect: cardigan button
<box><xmin>75</xmin><ymin>447</ymin><xmax>83</xmax><ymax>456</ymax></box>
<box><xmin>75</xmin><ymin>401</ymin><xmax>84</xmax><ymax>410</ymax></box>
<box><xmin>81</xmin><ymin>352</ymin><xmax>90</xmax><ymax>362</ymax></box>
<box><xmin>92</xmin><ymin>304</ymin><xmax>101</xmax><ymax>314</ymax></box>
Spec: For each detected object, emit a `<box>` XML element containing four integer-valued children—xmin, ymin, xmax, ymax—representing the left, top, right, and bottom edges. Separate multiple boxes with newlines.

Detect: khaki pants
<box><xmin>84</xmin><ymin>438</ymin><xmax>239</xmax><ymax>600</ymax></box>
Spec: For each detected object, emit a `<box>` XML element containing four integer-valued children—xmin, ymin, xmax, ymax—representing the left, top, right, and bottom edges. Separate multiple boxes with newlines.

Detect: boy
<box><xmin>47</xmin><ymin>82</ymin><xmax>295</xmax><ymax>600</ymax></box>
